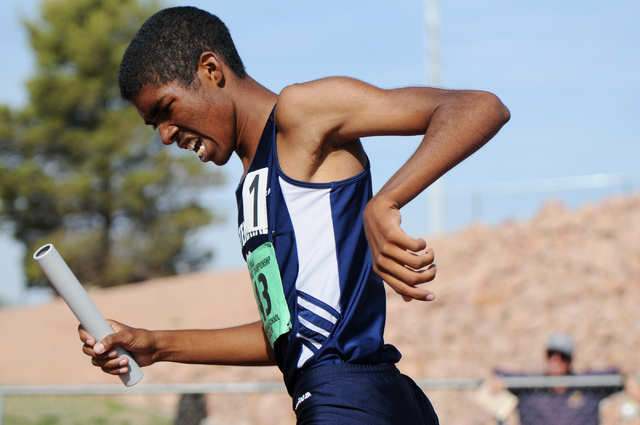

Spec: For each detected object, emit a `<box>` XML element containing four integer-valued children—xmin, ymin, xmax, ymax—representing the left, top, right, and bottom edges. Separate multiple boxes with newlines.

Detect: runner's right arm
<box><xmin>79</xmin><ymin>319</ymin><xmax>276</xmax><ymax>376</ymax></box>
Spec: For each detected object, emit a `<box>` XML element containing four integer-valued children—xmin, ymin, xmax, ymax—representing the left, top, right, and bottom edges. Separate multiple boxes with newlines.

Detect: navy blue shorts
<box><xmin>291</xmin><ymin>363</ymin><xmax>439</xmax><ymax>425</ymax></box>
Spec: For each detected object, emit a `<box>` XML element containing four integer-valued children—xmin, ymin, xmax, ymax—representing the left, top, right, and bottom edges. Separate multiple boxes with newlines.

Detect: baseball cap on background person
<box><xmin>546</xmin><ymin>333</ymin><xmax>574</xmax><ymax>359</ymax></box>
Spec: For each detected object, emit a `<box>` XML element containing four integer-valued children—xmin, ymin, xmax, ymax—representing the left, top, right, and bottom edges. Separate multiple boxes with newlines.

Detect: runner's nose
<box><xmin>157</xmin><ymin>122</ymin><xmax>178</xmax><ymax>146</ymax></box>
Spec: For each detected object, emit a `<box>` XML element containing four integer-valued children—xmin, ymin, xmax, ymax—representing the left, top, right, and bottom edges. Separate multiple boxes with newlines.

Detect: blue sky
<box><xmin>1</xmin><ymin>0</ymin><xmax>639</xmax><ymax>304</ymax></box>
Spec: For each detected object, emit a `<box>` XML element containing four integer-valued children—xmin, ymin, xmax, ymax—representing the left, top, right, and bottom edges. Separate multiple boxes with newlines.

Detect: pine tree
<box><xmin>0</xmin><ymin>0</ymin><xmax>225</xmax><ymax>288</ymax></box>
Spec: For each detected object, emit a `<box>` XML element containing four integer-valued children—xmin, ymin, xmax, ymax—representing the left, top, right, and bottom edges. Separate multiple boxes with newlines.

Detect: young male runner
<box><xmin>80</xmin><ymin>6</ymin><xmax>510</xmax><ymax>424</ymax></box>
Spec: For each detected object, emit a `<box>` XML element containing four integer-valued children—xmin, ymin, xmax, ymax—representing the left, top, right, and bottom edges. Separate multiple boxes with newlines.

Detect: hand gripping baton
<box><xmin>33</xmin><ymin>243</ymin><xmax>144</xmax><ymax>386</ymax></box>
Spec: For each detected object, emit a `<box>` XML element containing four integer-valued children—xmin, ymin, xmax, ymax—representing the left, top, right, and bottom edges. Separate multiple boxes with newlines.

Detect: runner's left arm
<box><xmin>276</xmin><ymin>78</ymin><xmax>510</xmax><ymax>301</ymax></box>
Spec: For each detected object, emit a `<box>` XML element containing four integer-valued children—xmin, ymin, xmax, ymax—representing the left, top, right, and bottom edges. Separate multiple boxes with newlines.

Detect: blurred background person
<box><xmin>489</xmin><ymin>333</ymin><xmax>640</xmax><ymax>425</ymax></box>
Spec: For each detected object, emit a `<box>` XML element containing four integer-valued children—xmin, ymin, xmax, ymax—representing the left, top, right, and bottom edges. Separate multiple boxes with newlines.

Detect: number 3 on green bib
<box><xmin>247</xmin><ymin>242</ymin><xmax>292</xmax><ymax>347</ymax></box>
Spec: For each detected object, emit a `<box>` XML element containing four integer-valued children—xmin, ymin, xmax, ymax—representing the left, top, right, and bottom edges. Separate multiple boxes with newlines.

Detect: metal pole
<box><xmin>425</xmin><ymin>0</ymin><xmax>441</xmax><ymax>88</ymax></box>
<box><xmin>424</xmin><ymin>0</ymin><xmax>446</xmax><ymax>234</ymax></box>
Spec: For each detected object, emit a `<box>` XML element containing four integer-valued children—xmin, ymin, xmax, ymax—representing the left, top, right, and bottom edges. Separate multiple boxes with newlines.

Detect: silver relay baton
<box><xmin>33</xmin><ymin>243</ymin><xmax>144</xmax><ymax>387</ymax></box>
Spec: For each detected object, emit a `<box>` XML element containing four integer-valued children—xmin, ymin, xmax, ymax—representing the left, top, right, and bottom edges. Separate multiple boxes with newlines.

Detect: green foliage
<box><xmin>3</xmin><ymin>394</ymin><xmax>173</xmax><ymax>425</ymax></box>
<box><xmin>0</xmin><ymin>0</ymin><xmax>226</xmax><ymax>288</ymax></box>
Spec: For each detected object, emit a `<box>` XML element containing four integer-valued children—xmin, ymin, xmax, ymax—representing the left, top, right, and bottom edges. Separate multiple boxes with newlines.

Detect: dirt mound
<box><xmin>2</xmin><ymin>193</ymin><xmax>639</xmax><ymax>424</ymax></box>
<box><xmin>387</xmin><ymin>193</ymin><xmax>640</xmax><ymax>424</ymax></box>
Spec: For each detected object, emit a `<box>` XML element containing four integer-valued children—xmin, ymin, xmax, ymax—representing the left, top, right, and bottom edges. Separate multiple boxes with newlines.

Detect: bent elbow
<box><xmin>497</xmin><ymin>98</ymin><xmax>511</xmax><ymax>126</ymax></box>
<box><xmin>480</xmin><ymin>91</ymin><xmax>510</xmax><ymax>127</ymax></box>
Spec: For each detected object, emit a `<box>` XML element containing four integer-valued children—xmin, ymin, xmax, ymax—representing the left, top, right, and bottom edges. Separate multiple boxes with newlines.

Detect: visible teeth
<box><xmin>185</xmin><ymin>139</ymin><xmax>205</xmax><ymax>158</ymax></box>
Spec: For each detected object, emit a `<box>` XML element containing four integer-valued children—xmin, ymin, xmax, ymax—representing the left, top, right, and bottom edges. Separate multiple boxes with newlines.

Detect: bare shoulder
<box><xmin>274</xmin><ymin>77</ymin><xmax>508</xmax><ymax>143</ymax></box>
<box><xmin>274</xmin><ymin>77</ymin><xmax>377</xmax><ymax>136</ymax></box>
<box><xmin>278</xmin><ymin>77</ymin><xmax>368</xmax><ymax>105</ymax></box>
<box><xmin>272</xmin><ymin>78</ymin><xmax>371</xmax><ymax>182</ymax></box>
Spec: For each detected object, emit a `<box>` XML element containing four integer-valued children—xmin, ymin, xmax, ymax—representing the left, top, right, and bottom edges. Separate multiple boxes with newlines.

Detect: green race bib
<box><xmin>247</xmin><ymin>242</ymin><xmax>292</xmax><ymax>347</ymax></box>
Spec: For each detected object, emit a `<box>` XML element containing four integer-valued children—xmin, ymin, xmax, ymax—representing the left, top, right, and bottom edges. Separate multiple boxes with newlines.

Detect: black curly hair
<box><xmin>119</xmin><ymin>6</ymin><xmax>247</xmax><ymax>101</ymax></box>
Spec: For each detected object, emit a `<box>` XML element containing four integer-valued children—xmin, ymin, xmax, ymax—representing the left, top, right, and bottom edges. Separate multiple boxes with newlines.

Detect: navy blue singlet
<box><xmin>235</xmin><ymin>108</ymin><xmax>401</xmax><ymax>394</ymax></box>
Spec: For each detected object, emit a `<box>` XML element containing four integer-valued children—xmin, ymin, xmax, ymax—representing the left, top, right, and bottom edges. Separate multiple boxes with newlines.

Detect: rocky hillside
<box><xmin>1</xmin><ymin>193</ymin><xmax>639</xmax><ymax>424</ymax></box>
<box><xmin>387</xmin><ymin>193</ymin><xmax>640</xmax><ymax>424</ymax></box>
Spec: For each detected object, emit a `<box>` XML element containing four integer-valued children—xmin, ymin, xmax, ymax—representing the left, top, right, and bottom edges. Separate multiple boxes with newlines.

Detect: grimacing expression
<box><xmin>132</xmin><ymin>79</ymin><xmax>237</xmax><ymax>166</ymax></box>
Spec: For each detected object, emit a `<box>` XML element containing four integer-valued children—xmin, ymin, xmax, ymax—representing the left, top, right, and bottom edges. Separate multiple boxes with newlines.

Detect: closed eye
<box><xmin>145</xmin><ymin>101</ymin><xmax>173</xmax><ymax>131</ymax></box>
<box><xmin>157</xmin><ymin>102</ymin><xmax>172</xmax><ymax>122</ymax></box>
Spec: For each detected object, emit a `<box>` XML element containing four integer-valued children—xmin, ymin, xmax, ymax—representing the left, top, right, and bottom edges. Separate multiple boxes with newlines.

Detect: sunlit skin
<box><xmin>79</xmin><ymin>49</ymin><xmax>511</xmax><ymax>375</ymax></box>
<box><xmin>131</xmin><ymin>52</ymin><xmax>510</xmax><ymax>302</ymax></box>
<box><xmin>134</xmin><ymin>82</ymin><xmax>237</xmax><ymax>166</ymax></box>
<box><xmin>131</xmin><ymin>52</ymin><xmax>273</xmax><ymax>169</ymax></box>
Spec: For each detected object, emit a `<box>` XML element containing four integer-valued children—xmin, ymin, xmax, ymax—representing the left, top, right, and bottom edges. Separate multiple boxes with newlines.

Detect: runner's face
<box><xmin>131</xmin><ymin>80</ymin><xmax>236</xmax><ymax>165</ymax></box>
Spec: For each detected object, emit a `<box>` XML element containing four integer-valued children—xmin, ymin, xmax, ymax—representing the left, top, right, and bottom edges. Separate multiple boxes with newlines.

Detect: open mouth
<box><xmin>186</xmin><ymin>139</ymin><xmax>206</xmax><ymax>158</ymax></box>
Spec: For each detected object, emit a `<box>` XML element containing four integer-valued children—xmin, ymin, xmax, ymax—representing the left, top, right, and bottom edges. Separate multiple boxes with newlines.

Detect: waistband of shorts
<box><xmin>292</xmin><ymin>362</ymin><xmax>400</xmax><ymax>394</ymax></box>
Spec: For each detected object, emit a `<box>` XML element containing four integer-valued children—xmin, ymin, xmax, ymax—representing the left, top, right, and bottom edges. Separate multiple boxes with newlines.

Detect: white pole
<box><xmin>424</xmin><ymin>0</ymin><xmax>446</xmax><ymax>234</ymax></box>
<box><xmin>425</xmin><ymin>0</ymin><xmax>441</xmax><ymax>88</ymax></box>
